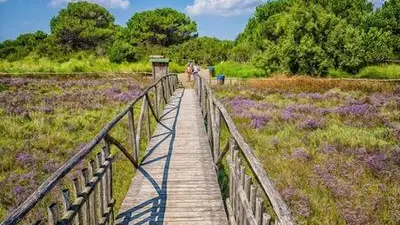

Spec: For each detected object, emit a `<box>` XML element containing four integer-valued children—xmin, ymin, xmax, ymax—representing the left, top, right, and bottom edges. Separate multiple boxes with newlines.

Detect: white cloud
<box><xmin>186</xmin><ymin>0</ymin><xmax>263</xmax><ymax>17</ymax></box>
<box><xmin>51</xmin><ymin>0</ymin><xmax>130</xmax><ymax>9</ymax></box>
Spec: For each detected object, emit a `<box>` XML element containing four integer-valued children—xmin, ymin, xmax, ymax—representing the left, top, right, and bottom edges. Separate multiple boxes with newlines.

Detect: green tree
<box><xmin>50</xmin><ymin>1</ymin><xmax>115</xmax><ymax>50</ymax></box>
<box><xmin>107</xmin><ymin>40</ymin><xmax>137</xmax><ymax>63</ymax></box>
<box><xmin>169</xmin><ymin>37</ymin><xmax>233</xmax><ymax>65</ymax></box>
<box><xmin>366</xmin><ymin>0</ymin><xmax>400</xmax><ymax>54</ymax></box>
<box><xmin>310</xmin><ymin>0</ymin><xmax>373</xmax><ymax>25</ymax></box>
<box><xmin>126</xmin><ymin>8</ymin><xmax>197</xmax><ymax>46</ymax></box>
<box><xmin>0</xmin><ymin>31</ymin><xmax>48</xmax><ymax>60</ymax></box>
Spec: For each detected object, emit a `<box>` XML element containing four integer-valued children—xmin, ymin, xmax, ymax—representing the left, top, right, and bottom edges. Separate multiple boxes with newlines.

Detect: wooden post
<box><xmin>250</xmin><ymin>185</ymin><xmax>256</xmax><ymax>217</ymax></box>
<box><xmin>154</xmin><ymin>85</ymin><xmax>158</xmax><ymax>118</ymax></box>
<box><xmin>102</xmin><ymin>145</ymin><xmax>111</xmax><ymax>223</ymax></box>
<box><xmin>145</xmin><ymin>98</ymin><xmax>151</xmax><ymax>145</ymax></box>
<box><xmin>255</xmin><ymin>198</ymin><xmax>264</xmax><ymax>225</ymax></box>
<box><xmin>244</xmin><ymin>176</ymin><xmax>251</xmax><ymax>225</ymax></box>
<box><xmin>73</xmin><ymin>178</ymin><xmax>84</xmax><ymax>225</ymax></box>
<box><xmin>47</xmin><ymin>203</ymin><xmax>59</xmax><ymax>225</ymax></box>
<box><xmin>128</xmin><ymin>107</ymin><xmax>139</xmax><ymax>162</ymax></box>
<box><xmin>89</xmin><ymin>160</ymin><xmax>98</xmax><ymax>225</ymax></box>
<box><xmin>239</xmin><ymin>166</ymin><xmax>245</xmax><ymax>225</ymax></box>
<box><xmin>213</xmin><ymin>107</ymin><xmax>221</xmax><ymax>163</ymax></box>
<box><xmin>263</xmin><ymin>213</ymin><xmax>272</xmax><ymax>225</ymax></box>
<box><xmin>136</xmin><ymin>98</ymin><xmax>146</xmax><ymax>154</ymax></box>
<box><xmin>96</xmin><ymin>153</ymin><xmax>105</xmax><ymax>220</ymax></box>
<box><xmin>81</xmin><ymin>168</ymin><xmax>91</xmax><ymax>225</ymax></box>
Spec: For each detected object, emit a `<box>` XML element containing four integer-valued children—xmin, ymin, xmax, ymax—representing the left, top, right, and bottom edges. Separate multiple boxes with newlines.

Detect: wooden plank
<box><xmin>116</xmin><ymin>89</ymin><xmax>228</xmax><ymax>225</ymax></box>
<box><xmin>89</xmin><ymin>160</ymin><xmax>98</xmax><ymax>225</ymax></box>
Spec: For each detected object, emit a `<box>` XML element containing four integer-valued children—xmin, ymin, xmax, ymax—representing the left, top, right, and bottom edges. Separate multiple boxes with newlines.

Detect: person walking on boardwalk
<box><xmin>186</xmin><ymin>63</ymin><xmax>193</xmax><ymax>81</ymax></box>
<box><xmin>193</xmin><ymin>63</ymin><xmax>200</xmax><ymax>78</ymax></box>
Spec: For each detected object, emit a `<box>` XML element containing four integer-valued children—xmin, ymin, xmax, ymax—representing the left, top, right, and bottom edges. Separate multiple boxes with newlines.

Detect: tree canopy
<box><xmin>238</xmin><ymin>0</ymin><xmax>396</xmax><ymax>75</ymax></box>
<box><xmin>126</xmin><ymin>8</ymin><xmax>197</xmax><ymax>46</ymax></box>
<box><xmin>50</xmin><ymin>1</ymin><xmax>116</xmax><ymax>50</ymax></box>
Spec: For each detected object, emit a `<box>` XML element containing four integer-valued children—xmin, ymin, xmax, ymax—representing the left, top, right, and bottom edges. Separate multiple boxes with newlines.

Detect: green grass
<box><xmin>214</xmin><ymin>61</ymin><xmax>266</xmax><ymax>78</ymax></box>
<box><xmin>214</xmin><ymin>80</ymin><xmax>400</xmax><ymax>224</ymax></box>
<box><xmin>355</xmin><ymin>64</ymin><xmax>400</xmax><ymax>79</ymax></box>
<box><xmin>328</xmin><ymin>64</ymin><xmax>400</xmax><ymax>79</ymax></box>
<box><xmin>0</xmin><ymin>54</ymin><xmax>184</xmax><ymax>74</ymax></box>
<box><xmin>0</xmin><ymin>76</ymin><xmax>155</xmax><ymax>222</ymax></box>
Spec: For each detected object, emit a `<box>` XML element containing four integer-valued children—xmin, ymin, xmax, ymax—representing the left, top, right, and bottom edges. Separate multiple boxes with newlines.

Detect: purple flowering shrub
<box><xmin>0</xmin><ymin>76</ymin><xmax>151</xmax><ymax>220</ymax></box>
<box><xmin>216</xmin><ymin>81</ymin><xmax>400</xmax><ymax>223</ymax></box>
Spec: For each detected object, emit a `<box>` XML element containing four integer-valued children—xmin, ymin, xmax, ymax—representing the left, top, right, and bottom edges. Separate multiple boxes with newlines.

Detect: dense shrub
<box><xmin>107</xmin><ymin>41</ymin><xmax>137</xmax><ymax>63</ymax></box>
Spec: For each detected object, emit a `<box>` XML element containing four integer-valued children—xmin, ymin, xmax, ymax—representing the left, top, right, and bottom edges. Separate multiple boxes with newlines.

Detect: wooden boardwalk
<box><xmin>115</xmin><ymin>88</ymin><xmax>228</xmax><ymax>225</ymax></box>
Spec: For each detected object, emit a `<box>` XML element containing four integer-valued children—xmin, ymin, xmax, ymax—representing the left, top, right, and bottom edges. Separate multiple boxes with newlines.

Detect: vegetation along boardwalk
<box><xmin>2</xmin><ymin>73</ymin><xmax>293</xmax><ymax>225</ymax></box>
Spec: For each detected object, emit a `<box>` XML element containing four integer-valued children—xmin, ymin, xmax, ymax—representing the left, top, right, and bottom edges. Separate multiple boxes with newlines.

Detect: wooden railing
<box><xmin>193</xmin><ymin>75</ymin><xmax>295</xmax><ymax>225</ymax></box>
<box><xmin>1</xmin><ymin>74</ymin><xmax>179</xmax><ymax>225</ymax></box>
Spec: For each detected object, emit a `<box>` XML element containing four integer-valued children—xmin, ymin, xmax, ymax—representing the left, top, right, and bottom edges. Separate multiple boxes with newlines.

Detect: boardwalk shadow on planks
<box><xmin>115</xmin><ymin>89</ymin><xmax>185</xmax><ymax>225</ymax></box>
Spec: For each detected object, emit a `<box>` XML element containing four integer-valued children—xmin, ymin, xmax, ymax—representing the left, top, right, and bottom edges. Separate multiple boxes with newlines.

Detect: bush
<box><xmin>215</xmin><ymin>61</ymin><xmax>266</xmax><ymax>78</ymax></box>
<box><xmin>356</xmin><ymin>64</ymin><xmax>400</xmax><ymax>79</ymax></box>
<box><xmin>107</xmin><ymin>41</ymin><xmax>137</xmax><ymax>63</ymax></box>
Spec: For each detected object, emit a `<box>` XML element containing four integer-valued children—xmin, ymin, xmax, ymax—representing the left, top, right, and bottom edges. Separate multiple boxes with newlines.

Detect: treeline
<box><xmin>0</xmin><ymin>2</ymin><xmax>230</xmax><ymax>66</ymax></box>
<box><xmin>0</xmin><ymin>0</ymin><xmax>399</xmax><ymax>76</ymax></box>
<box><xmin>236</xmin><ymin>0</ymin><xmax>400</xmax><ymax>75</ymax></box>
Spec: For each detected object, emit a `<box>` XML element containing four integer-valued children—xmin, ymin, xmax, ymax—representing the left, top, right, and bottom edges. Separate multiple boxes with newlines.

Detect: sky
<box><xmin>0</xmin><ymin>0</ymin><xmax>265</xmax><ymax>41</ymax></box>
<box><xmin>0</xmin><ymin>0</ymin><xmax>387</xmax><ymax>42</ymax></box>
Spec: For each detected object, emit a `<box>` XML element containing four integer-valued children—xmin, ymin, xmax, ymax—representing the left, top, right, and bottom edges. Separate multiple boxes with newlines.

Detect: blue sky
<box><xmin>0</xmin><ymin>0</ymin><xmax>263</xmax><ymax>41</ymax></box>
<box><xmin>0</xmin><ymin>0</ymin><xmax>387</xmax><ymax>42</ymax></box>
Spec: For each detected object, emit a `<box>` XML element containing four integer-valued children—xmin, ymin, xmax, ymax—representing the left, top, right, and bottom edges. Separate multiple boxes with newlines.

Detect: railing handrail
<box><xmin>1</xmin><ymin>73</ymin><xmax>178</xmax><ymax>225</ymax></box>
<box><xmin>193</xmin><ymin>74</ymin><xmax>295</xmax><ymax>225</ymax></box>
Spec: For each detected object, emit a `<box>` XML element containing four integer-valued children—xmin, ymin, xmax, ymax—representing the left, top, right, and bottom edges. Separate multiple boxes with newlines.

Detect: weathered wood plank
<box><xmin>116</xmin><ymin>89</ymin><xmax>228</xmax><ymax>225</ymax></box>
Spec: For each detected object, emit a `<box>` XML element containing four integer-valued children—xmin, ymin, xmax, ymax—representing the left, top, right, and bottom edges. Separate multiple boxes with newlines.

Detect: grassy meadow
<box><xmin>214</xmin><ymin>77</ymin><xmax>400</xmax><ymax>224</ymax></box>
<box><xmin>213</xmin><ymin>61</ymin><xmax>400</xmax><ymax>80</ymax></box>
<box><xmin>0</xmin><ymin>75</ymin><xmax>155</xmax><ymax>222</ymax></box>
<box><xmin>0</xmin><ymin>55</ymin><xmax>184</xmax><ymax>74</ymax></box>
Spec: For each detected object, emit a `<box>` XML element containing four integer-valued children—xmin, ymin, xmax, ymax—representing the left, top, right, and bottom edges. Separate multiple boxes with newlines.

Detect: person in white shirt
<box><xmin>193</xmin><ymin>63</ymin><xmax>200</xmax><ymax>78</ymax></box>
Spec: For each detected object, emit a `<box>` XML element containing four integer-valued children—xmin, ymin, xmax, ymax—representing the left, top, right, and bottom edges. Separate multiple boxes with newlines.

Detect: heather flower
<box><xmin>298</xmin><ymin>92</ymin><xmax>325</xmax><ymax>100</ymax></box>
<box><xmin>43</xmin><ymin>161</ymin><xmax>60</xmax><ymax>173</ymax></box>
<box><xmin>313</xmin><ymin>165</ymin><xmax>352</xmax><ymax>198</ymax></box>
<box><xmin>299</xmin><ymin>118</ymin><xmax>324</xmax><ymax>130</ymax></box>
<box><xmin>230</xmin><ymin>97</ymin><xmax>272</xmax><ymax>117</ymax></box>
<box><xmin>394</xmin><ymin>86</ymin><xmax>400</xmax><ymax>96</ymax></box>
<box><xmin>281</xmin><ymin>108</ymin><xmax>293</xmax><ymax>121</ymax></box>
<box><xmin>391</xmin><ymin>148</ymin><xmax>400</xmax><ymax>166</ymax></box>
<box><xmin>13</xmin><ymin>186</ymin><xmax>26</xmax><ymax>198</ymax></box>
<box><xmin>250</xmin><ymin>114</ymin><xmax>270</xmax><ymax>129</ymax></box>
<box><xmin>291</xmin><ymin>148</ymin><xmax>311</xmax><ymax>161</ymax></box>
<box><xmin>281</xmin><ymin>187</ymin><xmax>311</xmax><ymax>218</ymax></box>
<box><xmin>319</xmin><ymin>143</ymin><xmax>334</xmax><ymax>154</ymax></box>
<box><xmin>335</xmin><ymin>104</ymin><xmax>375</xmax><ymax>117</ymax></box>
<box><xmin>365</xmin><ymin>153</ymin><xmax>386</xmax><ymax>172</ymax></box>
<box><xmin>16</xmin><ymin>153</ymin><xmax>36</xmax><ymax>166</ymax></box>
